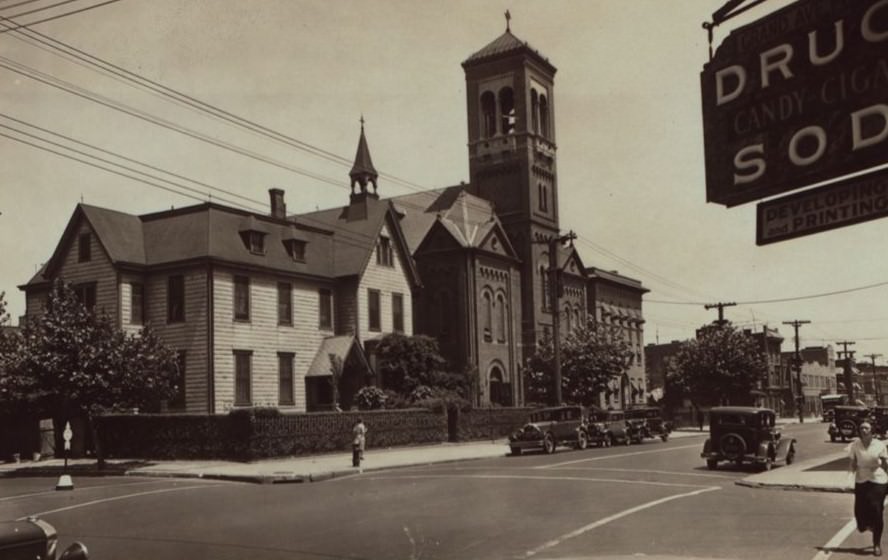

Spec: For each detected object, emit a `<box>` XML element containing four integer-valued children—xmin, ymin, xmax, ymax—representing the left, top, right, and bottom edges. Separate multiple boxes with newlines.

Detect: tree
<box><xmin>665</xmin><ymin>323</ymin><xmax>768</xmax><ymax>407</ymax></box>
<box><xmin>1</xmin><ymin>282</ymin><xmax>180</xmax><ymax>466</ymax></box>
<box><xmin>375</xmin><ymin>333</ymin><xmax>466</xmax><ymax>396</ymax></box>
<box><xmin>526</xmin><ymin>323</ymin><xmax>632</xmax><ymax>406</ymax></box>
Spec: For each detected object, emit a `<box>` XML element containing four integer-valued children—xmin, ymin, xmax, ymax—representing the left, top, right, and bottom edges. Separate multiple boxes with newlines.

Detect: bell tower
<box><xmin>462</xmin><ymin>18</ymin><xmax>560</xmax><ymax>356</ymax></box>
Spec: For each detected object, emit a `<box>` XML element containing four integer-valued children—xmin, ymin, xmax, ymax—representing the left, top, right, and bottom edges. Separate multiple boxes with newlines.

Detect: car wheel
<box><xmin>624</xmin><ymin>435</ymin><xmax>631</xmax><ymax>446</ymax></box>
<box><xmin>706</xmin><ymin>459</ymin><xmax>718</xmax><ymax>470</ymax></box>
<box><xmin>543</xmin><ymin>433</ymin><xmax>556</xmax><ymax>454</ymax></box>
<box><xmin>605</xmin><ymin>433</ymin><xmax>613</xmax><ymax>447</ymax></box>
<box><xmin>719</xmin><ymin>433</ymin><xmax>747</xmax><ymax>461</ymax></box>
<box><xmin>576</xmin><ymin>431</ymin><xmax>589</xmax><ymax>450</ymax></box>
<box><xmin>661</xmin><ymin>433</ymin><xmax>669</xmax><ymax>442</ymax></box>
<box><xmin>510</xmin><ymin>447</ymin><xmax>522</xmax><ymax>456</ymax></box>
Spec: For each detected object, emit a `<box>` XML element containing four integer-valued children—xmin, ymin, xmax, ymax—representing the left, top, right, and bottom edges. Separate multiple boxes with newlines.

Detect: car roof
<box><xmin>532</xmin><ymin>405</ymin><xmax>584</xmax><ymax>413</ymax></box>
<box><xmin>710</xmin><ymin>406</ymin><xmax>775</xmax><ymax>416</ymax></box>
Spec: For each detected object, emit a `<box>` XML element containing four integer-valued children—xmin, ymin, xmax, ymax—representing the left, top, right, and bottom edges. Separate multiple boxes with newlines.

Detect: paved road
<box><xmin>0</xmin><ymin>421</ymin><xmax>876</xmax><ymax>560</ymax></box>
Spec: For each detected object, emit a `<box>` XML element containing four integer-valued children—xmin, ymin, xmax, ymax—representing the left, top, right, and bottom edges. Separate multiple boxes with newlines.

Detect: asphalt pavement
<box><xmin>0</xmin><ymin>418</ymin><xmax>855</xmax><ymax>490</ymax></box>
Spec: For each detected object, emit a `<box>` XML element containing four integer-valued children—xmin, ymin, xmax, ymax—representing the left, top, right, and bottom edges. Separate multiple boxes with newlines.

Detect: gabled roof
<box><xmin>305</xmin><ymin>335</ymin><xmax>372</xmax><ymax>377</ymax></box>
<box><xmin>462</xmin><ymin>30</ymin><xmax>556</xmax><ymax>72</ymax></box>
<box><xmin>390</xmin><ymin>185</ymin><xmax>467</xmax><ymax>252</ymax></box>
<box><xmin>296</xmin><ymin>197</ymin><xmax>420</xmax><ymax>286</ymax></box>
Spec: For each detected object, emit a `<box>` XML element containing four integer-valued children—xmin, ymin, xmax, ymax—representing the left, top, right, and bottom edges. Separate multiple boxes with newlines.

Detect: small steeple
<box><xmin>349</xmin><ymin>116</ymin><xmax>379</xmax><ymax>200</ymax></box>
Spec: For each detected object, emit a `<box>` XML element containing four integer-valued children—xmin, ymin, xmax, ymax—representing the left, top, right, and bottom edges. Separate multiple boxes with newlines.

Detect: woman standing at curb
<box><xmin>848</xmin><ymin>421</ymin><xmax>888</xmax><ymax>556</ymax></box>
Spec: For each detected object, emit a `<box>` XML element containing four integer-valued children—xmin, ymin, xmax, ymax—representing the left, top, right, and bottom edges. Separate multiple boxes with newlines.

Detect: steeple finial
<box><xmin>505</xmin><ymin>9</ymin><xmax>511</xmax><ymax>32</ymax></box>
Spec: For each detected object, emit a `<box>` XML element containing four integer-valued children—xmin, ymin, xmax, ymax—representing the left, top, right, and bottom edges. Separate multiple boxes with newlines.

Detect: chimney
<box><xmin>269</xmin><ymin>188</ymin><xmax>286</xmax><ymax>219</ymax></box>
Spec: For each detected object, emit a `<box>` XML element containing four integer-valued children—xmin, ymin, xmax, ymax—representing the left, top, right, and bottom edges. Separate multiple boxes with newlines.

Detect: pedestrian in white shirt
<box><xmin>848</xmin><ymin>421</ymin><xmax>888</xmax><ymax>556</ymax></box>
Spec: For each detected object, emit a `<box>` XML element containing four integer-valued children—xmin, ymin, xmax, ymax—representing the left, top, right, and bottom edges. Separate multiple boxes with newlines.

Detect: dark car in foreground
<box><xmin>0</xmin><ymin>517</ymin><xmax>87</xmax><ymax>560</ymax></box>
<box><xmin>828</xmin><ymin>405</ymin><xmax>871</xmax><ymax>442</ymax></box>
<box><xmin>509</xmin><ymin>405</ymin><xmax>589</xmax><ymax>455</ymax></box>
<box><xmin>701</xmin><ymin>406</ymin><xmax>795</xmax><ymax>471</ymax></box>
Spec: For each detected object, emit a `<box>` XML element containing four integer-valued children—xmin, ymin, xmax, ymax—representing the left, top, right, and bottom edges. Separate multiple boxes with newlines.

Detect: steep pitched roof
<box><xmin>462</xmin><ymin>30</ymin><xmax>556</xmax><ymax>72</ymax></box>
<box><xmin>305</xmin><ymin>335</ymin><xmax>372</xmax><ymax>377</ymax></box>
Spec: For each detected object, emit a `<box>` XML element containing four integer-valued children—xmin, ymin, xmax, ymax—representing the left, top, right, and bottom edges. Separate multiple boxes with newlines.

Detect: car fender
<box><xmin>755</xmin><ymin>441</ymin><xmax>772</xmax><ymax>459</ymax></box>
<box><xmin>702</xmin><ymin>438</ymin><xmax>712</xmax><ymax>455</ymax></box>
<box><xmin>776</xmin><ymin>437</ymin><xmax>795</xmax><ymax>457</ymax></box>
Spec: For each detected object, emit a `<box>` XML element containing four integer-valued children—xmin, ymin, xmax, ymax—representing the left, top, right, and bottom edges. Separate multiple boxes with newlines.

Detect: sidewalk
<box><xmin>0</xmin><ymin>423</ymin><xmax>853</xmax><ymax>491</ymax></box>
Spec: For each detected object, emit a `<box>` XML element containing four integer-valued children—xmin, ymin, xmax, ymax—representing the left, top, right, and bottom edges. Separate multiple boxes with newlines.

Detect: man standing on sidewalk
<box><xmin>352</xmin><ymin>418</ymin><xmax>367</xmax><ymax>469</ymax></box>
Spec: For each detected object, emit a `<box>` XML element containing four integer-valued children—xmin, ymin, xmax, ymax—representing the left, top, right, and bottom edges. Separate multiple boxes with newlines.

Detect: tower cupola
<box><xmin>349</xmin><ymin>117</ymin><xmax>379</xmax><ymax>202</ymax></box>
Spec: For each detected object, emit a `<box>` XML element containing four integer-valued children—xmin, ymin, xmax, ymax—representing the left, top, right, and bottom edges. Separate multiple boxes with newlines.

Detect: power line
<box><xmin>0</xmin><ymin>0</ymin><xmax>122</xmax><ymax>32</ymax></box>
<box><xmin>0</xmin><ymin>14</ymin><xmax>432</xmax><ymax>195</ymax></box>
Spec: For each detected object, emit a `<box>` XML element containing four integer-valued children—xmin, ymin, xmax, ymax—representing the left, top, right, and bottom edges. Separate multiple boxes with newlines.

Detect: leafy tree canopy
<box><xmin>665</xmin><ymin>323</ymin><xmax>768</xmax><ymax>407</ymax></box>
<box><xmin>527</xmin><ymin>323</ymin><xmax>632</xmax><ymax>406</ymax></box>
<box><xmin>0</xmin><ymin>282</ymin><xmax>180</xmax><ymax>418</ymax></box>
<box><xmin>375</xmin><ymin>333</ymin><xmax>467</xmax><ymax>396</ymax></box>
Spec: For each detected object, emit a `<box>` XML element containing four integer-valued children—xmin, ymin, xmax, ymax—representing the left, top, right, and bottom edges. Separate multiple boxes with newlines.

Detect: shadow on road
<box><xmin>816</xmin><ymin>546</ymin><xmax>874</xmax><ymax>556</ymax></box>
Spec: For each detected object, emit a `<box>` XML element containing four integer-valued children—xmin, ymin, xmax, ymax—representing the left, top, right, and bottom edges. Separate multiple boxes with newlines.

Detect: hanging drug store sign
<box><xmin>702</xmin><ymin>0</ymin><xmax>888</xmax><ymax>207</ymax></box>
<box><xmin>756</xmin><ymin>168</ymin><xmax>888</xmax><ymax>244</ymax></box>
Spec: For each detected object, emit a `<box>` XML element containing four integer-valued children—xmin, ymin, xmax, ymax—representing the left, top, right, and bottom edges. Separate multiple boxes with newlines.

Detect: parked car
<box><xmin>586</xmin><ymin>409</ymin><xmax>631</xmax><ymax>447</ymax></box>
<box><xmin>508</xmin><ymin>405</ymin><xmax>589</xmax><ymax>455</ymax></box>
<box><xmin>701</xmin><ymin>406</ymin><xmax>796</xmax><ymax>471</ymax></box>
<box><xmin>624</xmin><ymin>407</ymin><xmax>671</xmax><ymax>443</ymax></box>
<box><xmin>0</xmin><ymin>518</ymin><xmax>88</xmax><ymax>559</ymax></box>
<box><xmin>828</xmin><ymin>405</ymin><xmax>871</xmax><ymax>442</ymax></box>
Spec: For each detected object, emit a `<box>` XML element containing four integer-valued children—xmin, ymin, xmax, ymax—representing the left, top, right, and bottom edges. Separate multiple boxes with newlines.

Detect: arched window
<box><xmin>539</xmin><ymin>94</ymin><xmax>550</xmax><ymax>138</ymax></box>
<box><xmin>540</xmin><ymin>264</ymin><xmax>550</xmax><ymax>311</ymax></box>
<box><xmin>496</xmin><ymin>293</ymin><xmax>506</xmax><ymax>343</ymax></box>
<box><xmin>481</xmin><ymin>91</ymin><xmax>496</xmax><ymax>138</ymax></box>
<box><xmin>564</xmin><ymin>303</ymin><xmax>572</xmax><ymax>333</ymax></box>
<box><xmin>530</xmin><ymin>88</ymin><xmax>539</xmax><ymax>134</ymax></box>
<box><xmin>499</xmin><ymin>87</ymin><xmax>516</xmax><ymax>135</ymax></box>
<box><xmin>482</xmin><ymin>290</ymin><xmax>493</xmax><ymax>342</ymax></box>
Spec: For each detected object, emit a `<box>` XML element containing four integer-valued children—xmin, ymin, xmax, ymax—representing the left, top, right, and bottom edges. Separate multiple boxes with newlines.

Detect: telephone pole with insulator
<box><xmin>782</xmin><ymin>320</ymin><xmax>810</xmax><ymax>423</ymax></box>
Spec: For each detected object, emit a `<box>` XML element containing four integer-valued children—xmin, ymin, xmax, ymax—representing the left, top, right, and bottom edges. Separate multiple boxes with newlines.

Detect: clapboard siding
<box><xmin>335</xmin><ymin>279</ymin><xmax>357</xmax><ymax>336</ymax></box>
<box><xmin>57</xmin><ymin>223</ymin><xmax>119</xmax><ymax>321</ymax></box>
<box><xmin>144</xmin><ymin>267</ymin><xmax>209</xmax><ymax>413</ymax></box>
<box><xmin>357</xmin><ymin>222</ymin><xmax>413</xmax><ymax>338</ymax></box>
<box><xmin>212</xmin><ymin>267</ymin><xmax>334</xmax><ymax>413</ymax></box>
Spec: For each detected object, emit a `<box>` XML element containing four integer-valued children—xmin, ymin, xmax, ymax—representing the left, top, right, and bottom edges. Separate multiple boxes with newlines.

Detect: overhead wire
<box><xmin>0</xmin><ymin>0</ymin><xmax>122</xmax><ymax>32</ymax></box>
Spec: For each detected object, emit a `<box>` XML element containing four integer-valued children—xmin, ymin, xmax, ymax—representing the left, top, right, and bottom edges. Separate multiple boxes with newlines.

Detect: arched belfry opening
<box><xmin>349</xmin><ymin>117</ymin><xmax>379</xmax><ymax>200</ymax></box>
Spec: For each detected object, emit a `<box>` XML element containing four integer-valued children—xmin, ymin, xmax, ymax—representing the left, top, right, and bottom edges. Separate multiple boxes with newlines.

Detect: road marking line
<box><xmin>540</xmin><ymin>443</ymin><xmax>702</xmax><ymax>468</ymax></box>
<box><xmin>810</xmin><ymin>496</ymin><xmax>888</xmax><ymax>560</ymax></box>
<box><xmin>16</xmin><ymin>484</ymin><xmax>222</xmax><ymax>520</ymax></box>
<box><xmin>523</xmin><ymin>486</ymin><xmax>720</xmax><ymax>558</ymax></box>
<box><xmin>548</xmin><ymin>466</ymin><xmax>736</xmax><ymax>479</ymax></box>
<box><xmin>363</xmin><ymin>473</ymin><xmax>712</xmax><ymax>489</ymax></box>
<box><xmin>0</xmin><ymin>479</ymin><xmax>171</xmax><ymax>503</ymax></box>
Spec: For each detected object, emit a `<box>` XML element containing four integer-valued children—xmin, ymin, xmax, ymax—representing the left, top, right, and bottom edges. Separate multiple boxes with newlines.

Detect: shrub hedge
<box><xmin>455</xmin><ymin>407</ymin><xmax>534</xmax><ymax>441</ymax></box>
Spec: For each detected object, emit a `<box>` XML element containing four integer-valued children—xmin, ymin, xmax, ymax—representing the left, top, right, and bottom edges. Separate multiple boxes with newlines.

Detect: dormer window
<box><xmin>284</xmin><ymin>239</ymin><xmax>306</xmax><ymax>262</ymax></box>
<box><xmin>238</xmin><ymin>216</ymin><xmax>269</xmax><ymax>255</ymax></box>
<box><xmin>283</xmin><ymin>225</ymin><xmax>309</xmax><ymax>262</ymax></box>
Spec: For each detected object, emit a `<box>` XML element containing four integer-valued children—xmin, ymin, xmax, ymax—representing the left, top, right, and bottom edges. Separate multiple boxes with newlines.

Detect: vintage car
<box><xmin>508</xmin><ymin>405</ymin><xmax>589</xmax><ymax>455</ymax></box>
<box><xmin>586</xmin><ymin>409</ymin><xmax>631</xmax><ymax>447</ymax></box>
<box><xmin>0</xmin><ymin>518</ymin><xmax>88</xmax><ymax>559</ymax></box>
<box><xmin>701</xmin><ymin>407</ymin><xmax>796</xmax><ymax>471</ymax></box>
<box><xmin>871</xmin><ymin>406</ymin><xmax>888</xmax><ymax>438</ymax></box>
<box><xmin>624</xmin><ymin>407</ymin><xmax>671</xmax><ymax>443</ymax></box>
<box><xmin>828</xmin><ymin>405</ymin><xmax>872</xmax><ymax>442</ymax></box>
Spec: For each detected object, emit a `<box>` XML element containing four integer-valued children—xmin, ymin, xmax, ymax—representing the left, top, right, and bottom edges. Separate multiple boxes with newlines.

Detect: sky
<box><xmin>1</xmin><ymin>0</ymin><xmax>886</xmax><ymax>366</ymax></box>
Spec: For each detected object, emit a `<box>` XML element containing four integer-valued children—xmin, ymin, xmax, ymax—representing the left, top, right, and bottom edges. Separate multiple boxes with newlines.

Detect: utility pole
<box><xmin>837</xmin><ymin>340</ymin><xmax>857</xmax><ymax>402</ymax></box>
<box><xmin>537</xmin><ymin>231</ymin><xmax>577</xmax><ymax>406</ymax></box>
<box><xmin>704</xmin><ymin>302</ymin><xmax>736</xmax><ymax>325</ymax></box>
<box><xmin>864</xmin><ymin>353</ymin><xmax>883</xmax><ymax>405</ymax></box>
<box><xmin>782</xmin><ymin>320</ymin><xmax>810</xmax><ymax>423</ymax></box>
